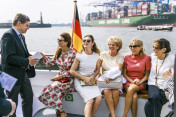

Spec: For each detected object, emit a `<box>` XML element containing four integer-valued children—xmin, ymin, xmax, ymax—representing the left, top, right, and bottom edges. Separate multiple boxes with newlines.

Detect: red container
<box><xmin>128</xmin><ymin>13</ymin><xmax>132</xmax><ymax>16</ymax></box>
<box><xmin>142</xmin><ymin>4</ymin><xmax>148</xmax><ymax>9</ymax></box>
<box><xmin>137</xmin><ymin>12</ymin><xmax>142</xmax><ymax>16</ymax></box>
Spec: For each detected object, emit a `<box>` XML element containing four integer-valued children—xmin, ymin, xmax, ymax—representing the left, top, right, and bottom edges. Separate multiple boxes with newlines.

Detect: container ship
<box><xmin>85</xmin><ymin>0</ymin><xmax>176</xmax><ymax>27</ymax></box>
<box><xmin>0</xmin><ymin>13</ymin><xmax>51</xmax><ymax>28</ymax></box>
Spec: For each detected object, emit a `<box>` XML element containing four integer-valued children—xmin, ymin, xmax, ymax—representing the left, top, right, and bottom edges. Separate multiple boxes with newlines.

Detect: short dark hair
<box><xmin>13</xmin><ymin>13</ymin><xmax>30</xmax><ymax>26</ymax></box>
<box><xmin>153</xmin><ymin>38</ymin><xmax>171</xmax><ymax>53</ymax></box>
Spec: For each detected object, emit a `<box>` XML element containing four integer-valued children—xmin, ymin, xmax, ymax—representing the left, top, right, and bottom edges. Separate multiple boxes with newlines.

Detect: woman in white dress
<box><xmin>70</xmin><ymin>34</ymin><xmax>102</xmax><ymax>117</ymax></box>
<box><xmin>100</xmin><ymin>36</ymin><xmax>124</xmax><ymax>117</ymax></box>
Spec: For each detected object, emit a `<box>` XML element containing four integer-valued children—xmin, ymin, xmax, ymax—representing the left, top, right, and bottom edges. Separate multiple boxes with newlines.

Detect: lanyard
<box><xmin>155</xmin><ymin>54</ymin><xmax>167</xmax><ymax>87</ymax></box>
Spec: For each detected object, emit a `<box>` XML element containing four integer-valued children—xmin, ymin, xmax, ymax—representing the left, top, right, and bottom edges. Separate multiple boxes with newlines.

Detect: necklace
<box><xmin>155</xmin><ymin>54</ymin><xmax>167</xmax><ymax>87</ymax></box>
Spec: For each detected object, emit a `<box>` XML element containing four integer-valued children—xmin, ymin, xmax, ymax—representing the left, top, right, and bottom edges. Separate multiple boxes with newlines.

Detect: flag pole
<box><xmin>71</xmin><ymin>0</ymin><xmax>77</xmax><ymax>48</ymax></box>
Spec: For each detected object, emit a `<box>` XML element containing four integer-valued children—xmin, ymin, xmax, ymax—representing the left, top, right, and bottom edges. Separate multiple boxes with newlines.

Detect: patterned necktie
<box><xmin>19</xmin><ymin>34</ymin><xmax>26</xmax><ymax>51</ymax></box>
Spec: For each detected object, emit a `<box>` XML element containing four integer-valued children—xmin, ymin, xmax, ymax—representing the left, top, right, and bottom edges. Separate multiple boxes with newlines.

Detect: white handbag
<box><xmin>97</xmin><ymin>74</ymin><xmax>122</xmax><ymax>89</ymax></box>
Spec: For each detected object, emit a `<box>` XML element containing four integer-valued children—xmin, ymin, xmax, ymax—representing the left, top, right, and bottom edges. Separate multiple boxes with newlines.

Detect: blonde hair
<box><xmin>129</xmin><ymin>39</ymin><xmax>145</xmax><ymax>58</ymax></box>
<box><xmin>107</xmin><ymin>36</ymin><xmax>122</xmax><ymax>52</ymax></box>
<box><xmin>78</xmin><ymin>34</ymin><xmax>100</xmax><ymax>55</ymax></box>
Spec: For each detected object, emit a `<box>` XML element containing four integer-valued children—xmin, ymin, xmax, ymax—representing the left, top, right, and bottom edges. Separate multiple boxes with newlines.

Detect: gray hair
<box><xmin>13</xmin><ymin>13</ymin><xmax>30</xmax><ymax>26</ymax></box>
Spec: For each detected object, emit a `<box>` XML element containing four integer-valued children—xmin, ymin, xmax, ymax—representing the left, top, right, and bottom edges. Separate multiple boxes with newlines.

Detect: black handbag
<box><xmin>26</xmin><ymin>65</ymin><xmax>36</xmax><ymax>78</ymax></box>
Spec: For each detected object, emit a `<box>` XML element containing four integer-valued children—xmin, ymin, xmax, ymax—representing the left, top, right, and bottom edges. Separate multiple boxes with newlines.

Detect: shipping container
<box><xmin>128</xmin><ymin>9</ymin><xmax>132</xmax><ymax>16</ymax></box>
<box><xmin>142</xmin><ymin>4</ymin><xmax>148</xmax><ymax>9</ymax></box>
<box><xmin>104</xmin><ymin>10</ymin><xmax>112</xmax><ymax>19</ymax></box>
<box><xmin>97</xmin><ymin>11</ymin><xmax>104</xmax><ymax>19</ymax></box>
<box><xmin>150</xmin><ymin>2</ymin><xmax>158</xmax><ymax>15</ymax></box>
<box><xmin>86</xmin><ymin>13</ymin><xmax>90</xmax><ymax>21</ymax></box>
<box><xmin>91</xmin><ymin>12</ymin><xmax>98</xmax><ymax>17</ymax></box>
<box><xmin>142</xmin><ymin>10</ymin><xmax>148</xmax><ymax>15</ymax></box>
<box><xmin>137</xmin><ymin>12</ymin><xmax>142</xmax><ymax>16</ymax></box>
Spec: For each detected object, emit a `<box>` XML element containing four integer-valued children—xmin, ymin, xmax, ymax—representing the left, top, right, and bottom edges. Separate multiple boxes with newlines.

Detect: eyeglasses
<box><xmin>57</xmin><ymin>38</ymin><xmax>65</xmax><ymax>42</ymax></box>
<box><xmin>153</xmin><ymin>46</ymin><xmax>161</xmax><ymax>50</ymax></box>
<box><xmin>108</xmin><ymin>44</ymin><xmax>116</xmax><ymax>46</ymax></box>
<box><xmin>83</xmin><ymin>39</ymin><xmax>91</xmax><ymax>43</ymax></box>
<box><xmin>129</xmin><ymin>45</ymin><xmax>140</xmax><ymax>48</ymax></box>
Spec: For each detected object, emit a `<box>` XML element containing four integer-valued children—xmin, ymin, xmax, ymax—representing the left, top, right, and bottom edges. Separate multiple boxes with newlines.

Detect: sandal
<box><xmin>109</xmin><ymin>113</ymin><xmax>111</xmax><ymax>117</ymax></box>
<box><xmin>60</xmin><ymin>110</ymin><xmax>67</xmax><ymax>117</ymax></box>
<box><xmin>56</xmin><ymin>110</ymin><xmax>61</xmax><ymax>117</ymax></box>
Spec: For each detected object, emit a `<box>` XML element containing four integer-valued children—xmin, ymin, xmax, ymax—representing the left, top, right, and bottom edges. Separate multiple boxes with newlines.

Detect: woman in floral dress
<box><xmin>38</xmin><ymin>32</ymin><xmax>76</xmax><ymax>117</ymax></box>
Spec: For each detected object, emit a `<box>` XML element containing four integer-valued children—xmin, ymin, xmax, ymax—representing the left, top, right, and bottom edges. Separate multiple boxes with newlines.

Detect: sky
<box><xmin>0</xmin><ymin>0</ymin><xmax>174</xmax><ymax>24</ymax></box>
<box><xmin>0</xmin><ymin>0</ymin><xmax>105</xmax><ymax>24</ymax></box>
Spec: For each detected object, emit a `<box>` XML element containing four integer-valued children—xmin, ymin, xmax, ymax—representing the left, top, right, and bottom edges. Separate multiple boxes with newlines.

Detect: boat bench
<box><xmin>66</xmin><ymin>90</ymin><xmax>150</xmax><ymax>117</ymax></box>
<box><xmin>68</xmin><ymin>89</ymin><xmax>170</xmax><ymax>117</ymax></box>
<box><xmin>33</xmin><ymin>70</ymin><xmax>169</xmax><ymax>117</ymax></box>
<box><xmin>73</xmin><ymin>89</ymin><xmax>149</xmax><ymax>99</ymax></box>
<box><xmin>120</xmin><ymin>90</ymin><xmax>149</xmax><ymax>99</ymax></box>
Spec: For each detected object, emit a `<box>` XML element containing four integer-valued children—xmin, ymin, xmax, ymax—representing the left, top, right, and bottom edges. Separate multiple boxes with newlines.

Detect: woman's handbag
<box><xmin>80</xmin><ymin>80</ymin><xmax>88</xmax><ymax>86</ymax></box>
<box><xmin>59</xmin><ymin>77</ymin><xmax>70</xmax><ymax>83</ymax></box>
<box><xmin>80</xmin><ymin>80</ymin><xmax>96</xmax><ymax>86</ymax></box>
<box><xmin>97</xmin><ymin>74</ymin><xmax>122</xmax><ymax>89</ymax></box>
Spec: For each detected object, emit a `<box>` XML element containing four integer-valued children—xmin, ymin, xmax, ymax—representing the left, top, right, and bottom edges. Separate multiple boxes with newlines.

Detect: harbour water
<box><xmin>0</xmin><ymin>26</ymin><xmax>175</xmax><ymax>55</ymax></box>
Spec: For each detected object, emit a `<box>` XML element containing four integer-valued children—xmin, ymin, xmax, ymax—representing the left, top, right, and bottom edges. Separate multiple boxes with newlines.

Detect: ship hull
<box><xmin>86</xmin><ymin>13</ymin><xmax>176</xmax><ymax>27</ymax></box>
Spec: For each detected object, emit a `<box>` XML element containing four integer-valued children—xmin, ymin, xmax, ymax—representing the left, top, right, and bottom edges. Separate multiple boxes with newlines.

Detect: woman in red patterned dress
<box><xmin>38</xmin><ymin>32</ymin><xmax>76</xmax><ymax>117</ymax></box>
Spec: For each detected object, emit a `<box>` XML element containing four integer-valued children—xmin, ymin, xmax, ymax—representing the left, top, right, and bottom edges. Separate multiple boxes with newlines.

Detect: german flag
<box><xmin>70</xmin><ymin>4</ymin><xmax>82</xmax><ymax>52</ymax></box>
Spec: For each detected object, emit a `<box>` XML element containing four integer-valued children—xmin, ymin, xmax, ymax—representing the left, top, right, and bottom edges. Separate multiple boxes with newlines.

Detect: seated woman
<box><xmin>145</xmin><ymin>38</ymin><xmax>175</xmax><ymax>117</ymax></box>
<box><xmin>70</xmin><ymin>34</ymin><xmax>102</xmax><ymax>117</ymax></box>
<box><xmin>123</xmin><ymin>39</ymin><xmax>151</xmax><ymax>117</ymax></box>
<box><xmin>100</xmin><ymin>36</ymin><xmax>124</xmax><ymax>117</ymax></box>
<box><xmin>38</xmin><ymin>32</ymin><xmax>76</xmax><ymax>117</ymax></box>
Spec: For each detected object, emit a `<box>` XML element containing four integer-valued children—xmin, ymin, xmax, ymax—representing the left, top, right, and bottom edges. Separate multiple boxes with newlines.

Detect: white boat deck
<box><xmin>19</xmin><ymin>70</ymin><xmax>171</xmax><ymax>117</ymax></box>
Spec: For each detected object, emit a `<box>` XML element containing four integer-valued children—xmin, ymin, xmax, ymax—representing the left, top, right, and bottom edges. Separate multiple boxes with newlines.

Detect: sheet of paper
<box><xmin>31</xmin><ymin>52</ymin><xmax>42</xmax><ymax>59</ymax></box>
<box><xmin>0</xmin><ymin>72</ymin><xmax>18</xmax><ymax>91</ymax></box>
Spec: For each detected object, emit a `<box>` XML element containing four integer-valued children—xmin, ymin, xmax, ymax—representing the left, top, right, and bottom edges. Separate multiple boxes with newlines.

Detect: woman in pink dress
<box><xmin>38</xmin><ymin>32</ymin><xmax>76</xmax><ymax>117</ymax></box>
<box><xmin>122</xmin><ymin>39</ymin><xmax>151</xmax><ymax>117</ymax></box>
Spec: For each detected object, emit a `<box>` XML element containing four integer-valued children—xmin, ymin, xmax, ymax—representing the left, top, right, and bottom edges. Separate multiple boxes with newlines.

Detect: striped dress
<box><xmin>163</xmin><ymin>77</ymin><xmax>174</xmax><ymax>107</ymax></box>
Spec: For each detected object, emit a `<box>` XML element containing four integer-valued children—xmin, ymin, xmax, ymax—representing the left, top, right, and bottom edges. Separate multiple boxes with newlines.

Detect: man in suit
<box><xmin>1</xmin><ymin>13</ymin><xmax>39</xmax><ymax>117</ymax></box>
<box><xmin>0</xmin><ymin>83</ymin><xmax>16</xmax><ymax>117</ymax></box>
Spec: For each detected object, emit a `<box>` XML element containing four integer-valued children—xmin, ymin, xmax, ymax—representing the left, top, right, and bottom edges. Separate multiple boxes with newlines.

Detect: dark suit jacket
<box><xmin>0</xmin><ymin>84</ymin><xmax>12</xmax><ymax>116</ymax></box>
<box><xmin>1</xmin><ymin>28</ymin><xmax>30</xmax><ymax>85</ymax></box>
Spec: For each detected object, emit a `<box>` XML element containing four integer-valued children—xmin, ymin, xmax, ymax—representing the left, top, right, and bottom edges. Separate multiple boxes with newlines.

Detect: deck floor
<box><xmin>34</xmin><ymin>108</ymin><xmax>84</xmax><ymax>117</ymax></box>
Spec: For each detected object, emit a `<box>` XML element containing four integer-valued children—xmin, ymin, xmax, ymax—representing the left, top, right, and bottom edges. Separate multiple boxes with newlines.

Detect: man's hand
<box><xmin>6</xmin><ymin>99</ymin><xmax>16</xmax><ymax>116</ymax></box>
<box><xmin>28</xmin><ymin>56</ymin><xmax>40</xmax><ymax>66</ymax></box>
